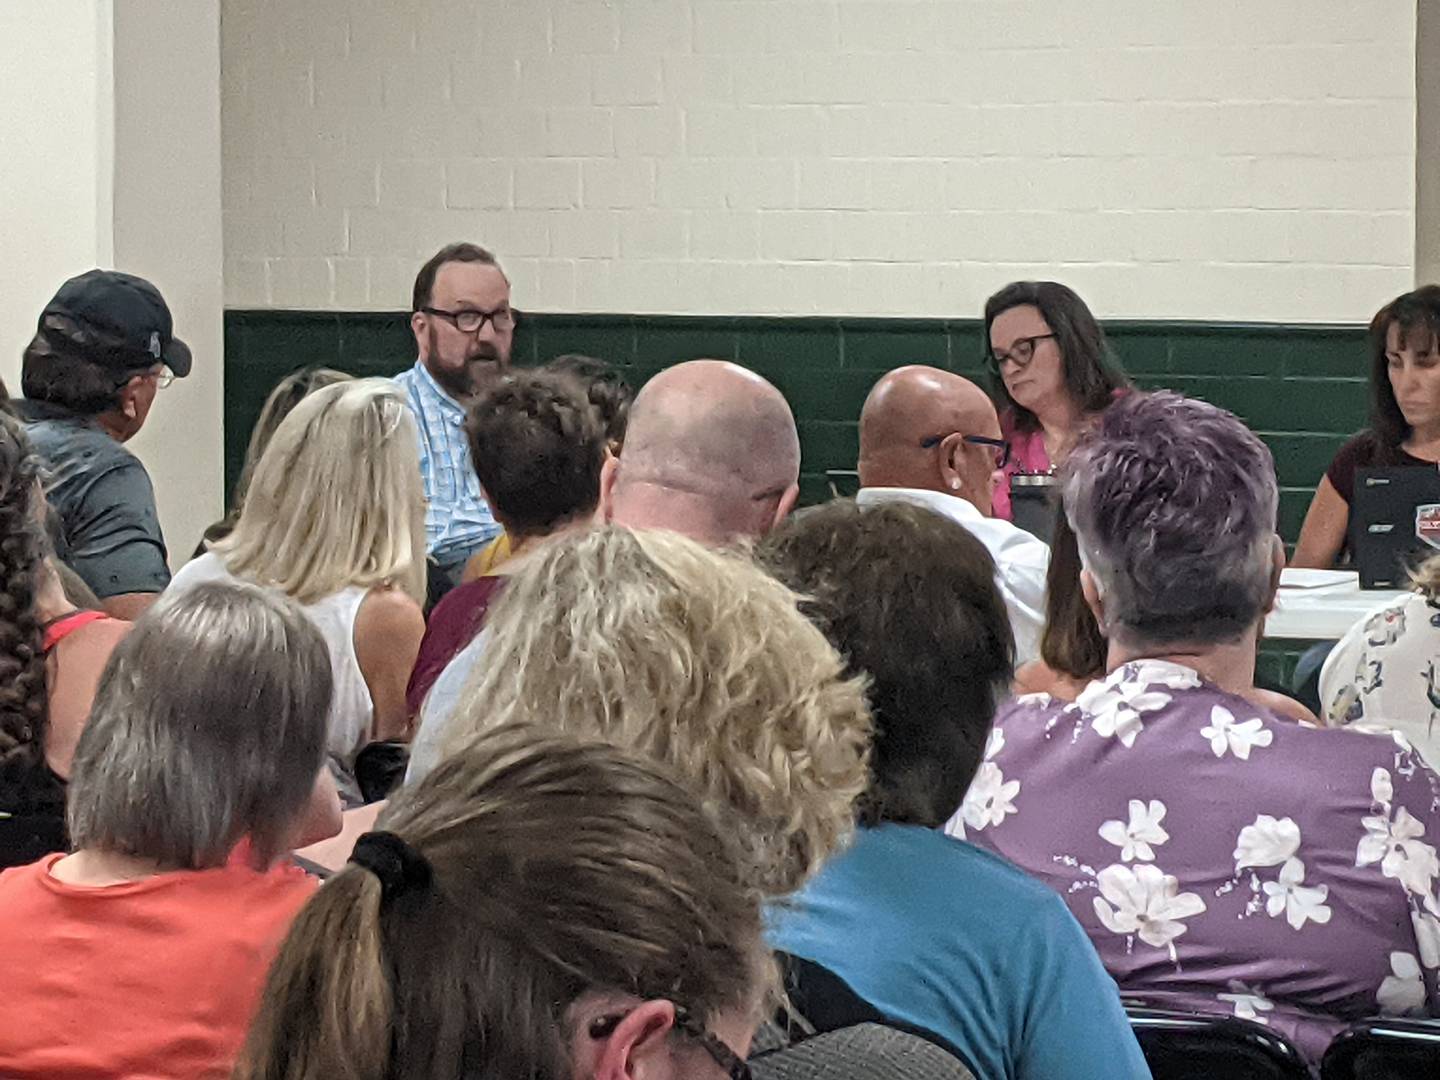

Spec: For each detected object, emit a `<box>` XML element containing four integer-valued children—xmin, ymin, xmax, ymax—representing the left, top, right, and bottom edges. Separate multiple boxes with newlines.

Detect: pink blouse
<box><xmin>994</xmin><ymin>418</ymin><xmax>1052</xmax><ymax>521</ymax></box>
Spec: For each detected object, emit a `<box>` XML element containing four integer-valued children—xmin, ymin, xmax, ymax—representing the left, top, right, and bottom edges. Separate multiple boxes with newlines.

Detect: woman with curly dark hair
<box><xmin>0</xmin><ymin>412</ymin><xmax>130</xmax><ymax>869</ymax></box>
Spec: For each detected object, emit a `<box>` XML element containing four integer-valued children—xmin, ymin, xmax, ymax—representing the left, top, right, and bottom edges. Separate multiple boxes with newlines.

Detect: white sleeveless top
<box><xmin>167</xmin><ymin>552</ymin><xmax>374</xmax><ymax>805</ymax></box>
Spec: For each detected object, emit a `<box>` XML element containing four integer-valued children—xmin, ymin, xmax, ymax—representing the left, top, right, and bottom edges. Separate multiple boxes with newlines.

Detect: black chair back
<box><xmin>1321</xmin><ymin>1019</ymin><xmax>1440</xmax><ymax>1080</ymax></box>
<box><xmin>1128</xmin><ymin>1007</ymin><xmax>1310</xmax><ymax>1080</ymax></box>
<box><xmin>750</xmin><ymin>1023</ymin><xmax>975</xmax><ymax>1080</ymax></box>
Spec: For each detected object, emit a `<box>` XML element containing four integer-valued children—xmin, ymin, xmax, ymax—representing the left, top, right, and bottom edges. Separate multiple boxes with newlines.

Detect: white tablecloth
<box><xmin>1265</xmin><ymin>569</ymin><xmax>1406</xmax><ymax>641</ymax></box>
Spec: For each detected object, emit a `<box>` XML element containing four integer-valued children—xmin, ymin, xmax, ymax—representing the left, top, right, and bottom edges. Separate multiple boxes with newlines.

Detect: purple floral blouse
<box><xmin>950</xmin><ymin>659</ymin><xmax>1440</xmax><ymax>1067</ymax></box>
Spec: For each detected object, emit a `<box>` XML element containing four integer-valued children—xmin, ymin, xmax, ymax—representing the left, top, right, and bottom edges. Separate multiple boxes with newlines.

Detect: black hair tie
<box><xmin>349</xmin><ymin>830</ymin><xmax>432</xmax><ymax>902</ymax></box>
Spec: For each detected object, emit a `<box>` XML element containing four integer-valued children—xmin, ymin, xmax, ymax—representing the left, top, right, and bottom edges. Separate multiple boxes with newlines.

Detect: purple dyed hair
<box><xmin>1061</xmin><ymin>391</ymin><xmax>1279</xmax><ymax>647</ymax></box>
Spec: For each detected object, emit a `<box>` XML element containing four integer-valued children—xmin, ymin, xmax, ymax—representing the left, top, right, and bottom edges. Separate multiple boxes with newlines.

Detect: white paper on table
<box><xmin>1278</xmin><ymin>569</ymin><xmax>1358</xmax><ymax>590</ymax></box>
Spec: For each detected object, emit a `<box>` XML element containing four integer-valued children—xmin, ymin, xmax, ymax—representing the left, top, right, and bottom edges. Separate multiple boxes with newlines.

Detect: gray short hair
<box><xmin>1062</xmin><ymin>391</ymin><xmax>1278</xmax><ymax>647</ymax></box>
<box><xmin>67</xmin><ymin>581</ymin><xmax>333</xmax><ymax>868</ymax></box>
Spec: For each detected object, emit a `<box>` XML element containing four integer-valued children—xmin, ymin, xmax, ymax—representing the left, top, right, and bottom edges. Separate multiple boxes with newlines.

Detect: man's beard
<box><xmin>427</xmin><ymin>328</ymin><xmax>505</xmax><ymax>400</ymax></box>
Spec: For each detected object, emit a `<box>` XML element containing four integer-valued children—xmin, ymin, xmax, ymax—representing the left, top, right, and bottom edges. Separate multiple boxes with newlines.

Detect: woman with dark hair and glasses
<box><xmin>237</xmin><ymin>725</ymin><xmax>770</xmax><ymax>1080</ymax></box>
<box><xmin>983</xmin><ymin>281</ymin><xmax>1130</xmax><ymax>519</ymax></box>
<box><xmin>1293</xmin><ymin>285</ymin><xmax>1440</xmax><ymax>568</ymax></box>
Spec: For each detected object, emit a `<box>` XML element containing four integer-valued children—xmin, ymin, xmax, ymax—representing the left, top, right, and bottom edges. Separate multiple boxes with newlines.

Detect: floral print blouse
<box><xmin>951</xmin><ymin>659</ymin><xmax>1440</xmax><ymax>1067</ymax></box>
<box><xmin>1320</xmin><ymin>591</ymin><xmax>1440</xmax><ymax>776</ymax></box>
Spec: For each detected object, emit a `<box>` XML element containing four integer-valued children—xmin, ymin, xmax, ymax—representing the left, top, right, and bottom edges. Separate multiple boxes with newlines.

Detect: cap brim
<box><xmin>163</xmin><ymin>336</ymin><xmax>192</xmax><ymax>378</ymax></box>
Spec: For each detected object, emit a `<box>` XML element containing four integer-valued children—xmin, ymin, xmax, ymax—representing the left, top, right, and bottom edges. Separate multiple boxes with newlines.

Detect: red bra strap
<box><xmin>42</xmin><ymin>610</ymin><xmax>110</xmax><ymax>653</ymax></box>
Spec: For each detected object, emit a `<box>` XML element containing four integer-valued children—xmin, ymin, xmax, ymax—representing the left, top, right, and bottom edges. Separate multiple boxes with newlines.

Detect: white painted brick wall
<box><xmin>222</xmin><ymin>0</ymin><xmax>1419</xmax><ymax>321</ymax></box>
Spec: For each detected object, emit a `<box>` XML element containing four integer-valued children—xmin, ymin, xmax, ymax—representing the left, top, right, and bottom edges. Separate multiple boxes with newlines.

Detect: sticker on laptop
<box><xmin>1417</xmin><ymin>504</ymin><xmax>1440</xmax><ymax>550</ymax></box>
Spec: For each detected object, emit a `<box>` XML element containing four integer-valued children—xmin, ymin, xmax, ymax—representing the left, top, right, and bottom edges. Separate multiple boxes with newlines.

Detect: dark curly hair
<box><xmin>0</xmin><ymin>412</ymin><xmax>52</xmax><ymax>791</ymax></box>
<box><xmin>465</xmin><ymin>369</ymin><xmax>608</xmax><ymax>538</ymax></box>
<box><xmin>760</xmin><ymin>498</ymin><xmax>1015</xmax><ymax>829</ymax></box>
<box><xmin>545</xmin><ymin>353</ymin><xmax>633</xmax><ymax>452</ymax></box>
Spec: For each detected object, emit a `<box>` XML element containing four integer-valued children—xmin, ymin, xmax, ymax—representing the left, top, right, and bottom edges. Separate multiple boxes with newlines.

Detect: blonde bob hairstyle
<box><xmin>212</xmin><ymin>377</ymin><xmax>426</xmax><ymax>605</ymax></box>
<box><xmin>444</xmin><ymin>526</ymin><xmax>873</xmax><ymax>896</ymax></box>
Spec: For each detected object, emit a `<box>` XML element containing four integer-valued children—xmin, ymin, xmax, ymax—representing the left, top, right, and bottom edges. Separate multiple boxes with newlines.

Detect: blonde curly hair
<box><xmin>444</xmin><ymin>526</ymin><xmax>873</xmax><ymax>896</ymax></box>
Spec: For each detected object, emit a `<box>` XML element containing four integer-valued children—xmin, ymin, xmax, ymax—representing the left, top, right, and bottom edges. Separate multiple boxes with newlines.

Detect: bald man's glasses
<box><xmin>920</xmin><ymin>433</ymin><xmax>1011</xmax><ymax>469</ymax></box>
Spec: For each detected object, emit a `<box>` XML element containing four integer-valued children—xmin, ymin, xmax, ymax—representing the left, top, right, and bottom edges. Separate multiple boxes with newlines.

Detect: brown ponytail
<box><xmin>238</xmin><ymin>725</ymin><xmax>771</xmax><ymax>1080</ymax></box>
<box><xmin>237</xmin><ymin>870</ymin><xmax>391</xmax><ymax>1080</ymax></box>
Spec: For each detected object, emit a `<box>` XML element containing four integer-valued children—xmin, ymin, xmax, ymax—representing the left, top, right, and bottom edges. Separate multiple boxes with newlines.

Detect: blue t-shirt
<box><xmin>767</xmin><ymin>824</ymin><xmax>1151</xmax><ymax>1080</ymax></box>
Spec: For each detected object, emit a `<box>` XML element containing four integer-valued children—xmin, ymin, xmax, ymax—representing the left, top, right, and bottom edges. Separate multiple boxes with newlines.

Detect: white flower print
<box><xmin>1414</xmin><ymin>910</ymin><xmax>1440</xmax><ymax>970</ymax></box>
<box><xmin>1099</xmin><ymin>799</ymin><xmax>1170</xmax><ymax>862</ymax></box>
<box><xmin>1076</xmin><ymin>681</ymin><xmax>1173</xmax><ymax>749</ymax></box>
<box><xmin>1200</xmin><ymin>705</ymin><xmax>1274</xmax><ymax>760</ymax></box>
<box><xmin>1372</xmin><ymin>767</ymin><xmax>1395</xmax><ymax>808</ymax></box>
<box><xmin>1260</xmin><ymin>857</ymin><xmax>1333</xmax><ymax>930</ymax></box>
<box><xmin>983</xmin><ymin>727</ymin><xmax>1005</xmax><ymax>761</ymax></box>
<box><xmin>1234</xmin><ymin>815</ymin><xmax>1302</xmax><ymax>872</ymax></box>
<box><xmin>961</xmin><ymin>761</ymin><xmax>1019</xmax><ymax>832</ymax></box>
<box><xmin>1357</xmin><ymin>800</ymin><xmax>1440</xmax><ymax>898</ymax></box>
<box><xmin>1377</xmin><ymin>951</ymin><xmax>1427</xmax><ymax>1016</ymax></box>
<box><xmin>1217</xmin><ymin>980</ymin><xmax>1274</xmax><ymax>1025</ymax></box>
<box><xmin>1093</xmin><ymin>863</ymin><xmax>1207</xmax><ymax>954</ymax></box>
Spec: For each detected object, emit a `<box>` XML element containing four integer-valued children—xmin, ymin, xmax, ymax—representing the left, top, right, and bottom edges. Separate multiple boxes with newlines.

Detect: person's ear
<box><xmin>118</xmin><ymin>377</ymin><xmax>142</xmax><ymax>419</ymax></box>
<box><xmin>591</xmin><ymin>1001</ymin><xmax>679</xmax><ymax>1080</ymax></box>
<box><xmin>771</xmin><ymin>482</ymin><xmax>800</xmax><ymax>530</ymax></box>
<box><xmin>1080</xmin><ymin>567</ymin><xmax>1107</xmax><ymax>634</ymax></box>
<box><xmin>410</xmin><ymin>311</ymin><xmax>429</xmax><ymax>356</ymax></box>
<box><xmin>1262</xmin><ymin>534</ymin><xmax>1284</xmax><ymax>616</ymax></box>
<box><xmin>598</xmin><ymin>454</ymin><xmax>621</xmax><ymax>524</ymax></box>
<box><xmin>937</xmin><ymin>432</ymin><xmax>965</xmax><ymax>495</ymax></box>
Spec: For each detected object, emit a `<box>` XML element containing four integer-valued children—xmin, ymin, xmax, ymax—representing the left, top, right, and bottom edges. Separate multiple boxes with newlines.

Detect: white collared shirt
<box><xmin>856</xmin><ymin>486</ymin><xmax>1049</xmax><ymax>664</ymax></box>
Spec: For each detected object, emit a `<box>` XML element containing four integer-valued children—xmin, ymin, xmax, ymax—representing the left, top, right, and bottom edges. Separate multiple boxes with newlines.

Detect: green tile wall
<box><xmin>224</xmin><ymin>310</ymin><xmax>1369</xmax><ymax>547</ymax></box>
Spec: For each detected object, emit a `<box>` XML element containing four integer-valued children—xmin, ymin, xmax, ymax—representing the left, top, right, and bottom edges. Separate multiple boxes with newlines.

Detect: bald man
<box><xmin>857</xmin><ymin>365</ymin><xmax>1049</xmax><ymax>663</ymax></box>
<box><xmin>599</xmin><ymin>359</ymin><xmax>801</xmax><ymax>544</ymax></box>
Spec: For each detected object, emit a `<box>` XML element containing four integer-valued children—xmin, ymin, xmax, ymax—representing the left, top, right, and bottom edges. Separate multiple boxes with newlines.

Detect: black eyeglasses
<box><xmin>420</xmin><ymin>305</ymin><xmax>515</xmax><ymax>334</ymax></box>
<box><xmin>987</xmin><ymin>333</ymin><xmax>1055</xmax><ymax>372</ymax></box>
<box><xmin>919</xmin><ymin>433</ymin><xmax>1011</xmax><ymax>469</ymax></box>
<box><xmin>589</xmin><ymin>1005</ymin><xmax>752</xmax><ymax>1079</ymax></box>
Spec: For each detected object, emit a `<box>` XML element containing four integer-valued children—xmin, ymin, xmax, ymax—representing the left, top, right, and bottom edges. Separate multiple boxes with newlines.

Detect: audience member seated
<box><xmin>238</xmin><ymin>726</ymin><xmax>771</xmax><ymax>1080</ymax></box>
<box><xmin>418</xmin><ymin>526</ymin><xmax>871</xmax><ymax>895</ymax></box>
<box><xmin>407</xmin><ymin>368</ymin><xmax>608</xmax><ymax>716</ymax></box>
<box><xmin>0</xmin><ymin>582</ymin><xmax>333</xmax><ymax>1079</ymax></box>
<box><xmin>598</xmin><ymin>359</ymin><xmax>801</xmax><ymax>544</ymax></box>
<box><xmin>195</xmin><ymin>365</ymin><xmax>350</xmax><ymax>553</ymax></box>
<box><xmin>760</xmin><ymin>499</ymin><xmax>1149</xmax><ymax>1080</ymax></box>
<box><xmin>1293</xmin><ymin>285</ymin><xmax>1440</xmax><ymax>568</ymax></box>
<box><xmin>0</xmin><ymin>412</ymin><xmax>130</xmax><ymax>869</ymax></box>
<box><xmin>1319</xmin><ymin>551</ymin><xmax>1440</xmax><ymax>772</ymax></box>
<box><xmin>956</xmin><ymin>390</ymin><xmax>1440</xmax><ymax>1066</ymax></box>
<box><xmin>396</xmin><ymin>242</ymin><xmax>514</xmax><ymax>590</ymax></box>
<box><xmin>169</xmin><ymin>379</ymin><xmax>426</xmax><ymax>806</ymax></box>
<box><xmin>410</xmin><ymin>357</ymin><xmax>804</xmax><ymax>771</ymax></box>
<box><xmin>1015</xmin><ymin>514</ymin><xmax>1319</xmax><ymax>724</ymax></box>
<box><xmin>461</xmin><ymin>353</ymin><xmax>632</xmax><ymax>581</ymax></box>
<box><xmin>857</xmin><ymin>364</ymin><xmax>1049</xmax><ymax>663</ymax></box>
<box><xmin>984</xmin><ymin>280</ymin><xmax>1130</xmax><ymax>520</ymax></box>
<box><xmin>17</xmin><ymin>269</ymin><xmax>193</xmax><ymax>619</ymax></box>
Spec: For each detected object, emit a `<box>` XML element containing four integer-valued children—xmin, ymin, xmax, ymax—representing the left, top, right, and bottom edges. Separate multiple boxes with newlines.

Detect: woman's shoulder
<box><xmin>355</xmin><ymin>587</ymin><xmax>425</xmax><ymax>648</ymax></box>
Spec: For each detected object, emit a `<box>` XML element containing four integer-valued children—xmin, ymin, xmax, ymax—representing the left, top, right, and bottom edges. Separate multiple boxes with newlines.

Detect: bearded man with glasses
<box><xmin>395</xmin><ymin>242</ymin><xmax>517</xmax><ymax>594</ymax></box>
<box><xmin>857</xmin><ymin>365</ymin><xmax>1050</xmax><ymax>664</ymax></box>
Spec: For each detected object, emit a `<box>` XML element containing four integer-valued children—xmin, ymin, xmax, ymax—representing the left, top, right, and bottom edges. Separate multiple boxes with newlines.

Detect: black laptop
<box><xmin>1352</xmin><ymin>466</ymin><xmax>1440</xmax><ymax>588</ymax></box>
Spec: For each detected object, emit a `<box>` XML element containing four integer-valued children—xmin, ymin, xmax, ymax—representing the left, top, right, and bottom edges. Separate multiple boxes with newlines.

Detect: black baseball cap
<box><xmin>38</xmin><ymin>269</ymin><xmax>192</xmax><ymax>379</ymax></box>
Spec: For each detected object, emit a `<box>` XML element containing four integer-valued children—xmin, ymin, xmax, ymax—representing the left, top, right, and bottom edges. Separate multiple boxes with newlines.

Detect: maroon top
<box><xmin>1326</xmin><ymin>431</ymin><xmax>1436</xmax><ymax>505</ymax></box>
<box><xmin>405</xmin><ymin>575</ymin><xmax>506</xmax><ymax>717</ymax></box>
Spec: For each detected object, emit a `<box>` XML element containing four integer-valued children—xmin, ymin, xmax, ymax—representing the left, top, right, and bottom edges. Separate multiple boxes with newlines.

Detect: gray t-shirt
<box><xmin>19</xmin><ymin>400</ymin><xmax>170</xmax><ymax>600</ymax></box>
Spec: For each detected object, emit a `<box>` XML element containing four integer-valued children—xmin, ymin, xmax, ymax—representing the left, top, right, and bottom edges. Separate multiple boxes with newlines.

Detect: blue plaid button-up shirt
<box><xmin>394</xmin><ymin>361</ymin><xmax>500</xmax><ymax>563</ymax></box>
